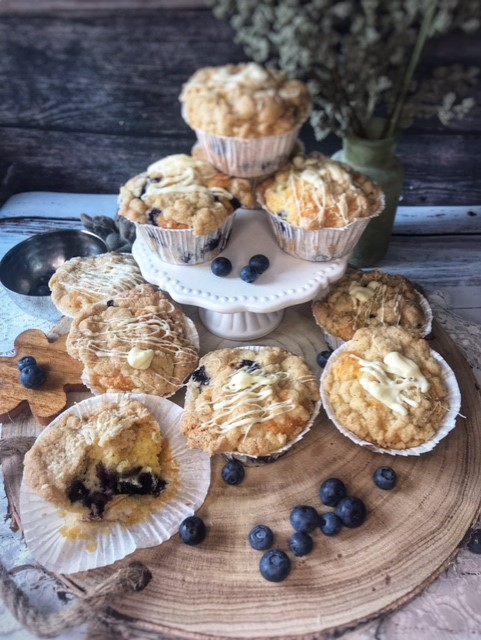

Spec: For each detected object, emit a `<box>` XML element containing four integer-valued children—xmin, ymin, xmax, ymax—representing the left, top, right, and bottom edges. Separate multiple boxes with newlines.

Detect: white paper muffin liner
<box><xmin>19</xmin><ymin>393</ymin><xmax>211</xmax><ymax>573</ymax></box>
<box><xmin>135</xmin><ymin>212</ymin><xmax>235</xmax><ymax>265</ymax></box>
<box><xmin>320</xmin><ymin>340</ymin><xmax>462</xmax><ymax>456</ymax></box>
<box><xmin>191</xmin><ymin>127</ymin><xmax>302</xmax><ymax>178</ymax></box>
<box><xmin>81</xmin><ymin>316</ymin><xmax>200</xmax><ymax>397</ymax></box>
<box><xmin>314</xmin><ymin>290</ymin><xmax>434</xmax><ymax>351</ymax></box>
<box><xmin>265</xmin><ymin>210</ymin><xmax>382</xmax><ymax>262</ymax></box>
<box><xmin>184</xmin><ymin>345</ymin><xmax>321</xmax><ymax>466</ymax></box>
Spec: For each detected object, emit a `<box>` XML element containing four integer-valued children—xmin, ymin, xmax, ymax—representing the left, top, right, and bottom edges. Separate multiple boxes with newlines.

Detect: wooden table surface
<box><xmin>0</xmin><ymin>3</ymin><xmax>481</xmax><ymax>640</ymax></box>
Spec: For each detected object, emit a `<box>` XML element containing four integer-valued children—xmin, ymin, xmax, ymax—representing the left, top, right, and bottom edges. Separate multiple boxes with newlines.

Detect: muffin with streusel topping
<box><xmin>67</xmin><ymin>283</ymin><xmax>199</xmax><ymax>396</ymax></box>
<box><xmin>312</xmin><ymin>269</ymin><xmax>432</xmax><ymax>349</ymax></box>
<box><xmin>321</xmin><ymin>326</ymin><xmax>460</xmax><ymax>452</ymax></box>
<box><xmin>256</xmin><ymin>153</ymin><xmax>384</xmax><ymax>261</ymax></box>
<box><xmin>180</xmin><ymin>346</ymin><xmax>320</xmax><ymax>459</ymax></box>
<box><xmin>118</xmin><ymin>153</ymin><xmax>254</xmax><ymax>264</ymax></box>
<box><xmin>179</xmin><ymin>63</ymin><xmax>311</xmax><ymax>177</ymax></box>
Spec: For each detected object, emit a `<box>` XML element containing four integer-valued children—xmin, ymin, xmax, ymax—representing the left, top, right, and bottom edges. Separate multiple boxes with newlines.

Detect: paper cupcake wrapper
<box><xmin>135</xmin><ymin>213</ymin><xmax>235</xmax><ymax>265</ymax></box>
<box><xmin>19</xmin><ymin>393</ymin><xmax>211</xmax><ymax>573</ymax></box>
<box><xmin>320</xmin><ymin>341</ymin><xmax>462</xmax><ymax>456</ymax></box>
<box><xmin>191</xmin><ymin>127</ymin><xmax>301</xmax><ymax>178</ymax></box>
<box><xmin>265</xmin><ymin>211</ymin><xmax>382</xmax><ymax>262</ymax></box>
<box><xmin>185</xmin><ymin>345</ymin><xmax>321</xmax><ymax>465</ymax></box>
<box><xmin>81</xmin><ymin>316</ymin><xmax>199</xmax><ymax>397</ymax></box>
<box><xmin>313</xmin><ymin>290</ymin><xmax>434</xmax><ymax>351</ymax></box>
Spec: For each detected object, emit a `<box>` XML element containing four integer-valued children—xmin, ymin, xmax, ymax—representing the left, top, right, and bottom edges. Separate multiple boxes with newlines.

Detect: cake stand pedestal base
<box><xmin>198</xmin><ymin>308</ymin><xmax>285</xmax><ymax>340</ymax></box>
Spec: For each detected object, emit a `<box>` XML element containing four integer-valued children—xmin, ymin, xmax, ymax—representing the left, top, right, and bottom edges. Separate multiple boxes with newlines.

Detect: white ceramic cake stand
<box><xmin>132</xmin><ymin>209</ymin><xmax>349</xmax><ymax>340</ymax></box>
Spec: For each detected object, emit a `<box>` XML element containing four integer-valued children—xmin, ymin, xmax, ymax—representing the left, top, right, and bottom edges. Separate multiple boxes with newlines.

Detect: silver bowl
<box><xmin>0</xmin><ymin>229</ymin><xmax>107</xmax><ymax>321</ymax></box>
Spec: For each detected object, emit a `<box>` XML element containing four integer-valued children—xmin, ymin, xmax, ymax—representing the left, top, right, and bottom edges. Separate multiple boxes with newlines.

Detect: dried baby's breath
<box><xmin>209</xmin><ymin>0</ymin><xmax>480</xmax><ymax>139</ymax></box>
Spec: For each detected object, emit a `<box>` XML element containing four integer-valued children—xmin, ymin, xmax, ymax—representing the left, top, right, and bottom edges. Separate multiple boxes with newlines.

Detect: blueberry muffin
<box><xmin>49</xmin><ymin>252</ymin><xmax>146</xmax><ymax>317</ymax></box>
<box><xmin>321</xmin><ymin>326</ymin><xmax>452</xmax><ymax>450</ymax></box>
<box><xmin>313</xmin><ymin>269</ymin><xmax>432</xmax><ymax>347</ymax></box>
<box><xmin>256</xmin><ymin>153</ymin><xmax>384</xmax><ymax>261</ymax></box>
<box><xmin>180</xmin><ymin>346</ymin><xmax>320</xmax><ymax>457</ymax></box>
<box><xmin>180</xmin><ymin>62</ymin><xmax>311</xmax><ymax>138</ymax></box>
<box><xmin>179</xmin><ymin>63</ymin><xmax>311</xmax><ymax>177</ymax></box>
<box><xmin>23</xmin><ymin>398</ymin><xmax>178</xmax><ymax>522</ymax></box>
<box><xmin>67</xmin><ymin>283</ymin><xmax>198</xmax><ymax>396</ymax></box>
<box><xmin>118</xmin><ymin>154</ymin><xmax>254</xmax><ymax>264</ymax></box>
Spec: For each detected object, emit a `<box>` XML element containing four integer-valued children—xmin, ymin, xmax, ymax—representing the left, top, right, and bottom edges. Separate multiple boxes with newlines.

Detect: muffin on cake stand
<box><xmin>132</xmin><ymin>208</ymin><xmax>349</xmax><ymax>340</ymax></box>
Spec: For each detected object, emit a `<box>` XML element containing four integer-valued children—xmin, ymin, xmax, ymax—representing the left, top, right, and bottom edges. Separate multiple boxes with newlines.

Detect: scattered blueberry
<box><xmin>248</xmin><ymin>254</ymin><xmax>270</xmax><ymax>274</ymax></box>
<box><xmin>319</xmin><ymin>512</ymin><xmax>343</xmax><ymax>536</ymax></box>
<box><xmin>335</xmin><ymin>496</ymin><xmax>367</xmax><ymax>528</ymax></box>
<box><xmin>373</xmin><ymin>466</ymin><xmax>397</xmax><ymax>490</ymax></box>
<box><xmin>249</xmin><ymin>525</ymin><xmax>274</xmax><ymax>551</ymax></box>
<box><xmin>191</xmin><ymin>366</ymin><xmax>210</xmax><ymax>386</ymax></box>
<box><xmin>211</xmin><ymin>256</ymin><xmax>232</xmax><ymax>277</ymax></box>
<box><xmin>19</xmin><ymin>364</ymin><xmax>47</xmax><ymax>389</ymax></box>
<box><xmin>239</xmin><ymin>265</ymin><xmax>258</xmax><ymax>283</ymax></box>
<box><xmin>467</xmin><ymin>530</ymin><xmax>481</xmax><ymax>554</ymax></box>
<box><xmin>320</xmin><ymin>478</ymin><xmax>347</xmax><ymax>507</ymax></box>
<box><xmin>289</xmin><ymin>531</ymin><xmax>314</xmax><ymax>556</ymax></box>
<box><xmin>221</xmin><ymin>459</ymin><xmax>245</xmax><ymax>485</ymax></box>
<box><xmin>259</xmin><ymin>549</ymin><xmax>291</xmax><ymax>582</ymax></box>
<box><xmin>289</xmin><ymin>505</ymin><xmax>319</xmax><ymax>533</ymax></box>
<box><xmin>316</xmin><ymin>350</ymin><xmax>333</xmax><ymax>368</ymax></box>
<box><xmin>179</xmin><ymin>515</ymin><xmax>207</xmax><ymax>545</ymax></box>
<box><xmin>18</xmin><ymin>356</ymin><xmax>37</xmax><ymax>371</ymax></box>
<box><xmin>238</xmin><ymin>359</ymin><xmax>260</xmax><ymax>372</ymax></box>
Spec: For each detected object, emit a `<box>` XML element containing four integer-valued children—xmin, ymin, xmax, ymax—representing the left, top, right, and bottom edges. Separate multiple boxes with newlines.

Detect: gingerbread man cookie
<box><xmin>0</xmin><ymin>329</ymin><xmax>86</xmax><ymax>426</ymax></box>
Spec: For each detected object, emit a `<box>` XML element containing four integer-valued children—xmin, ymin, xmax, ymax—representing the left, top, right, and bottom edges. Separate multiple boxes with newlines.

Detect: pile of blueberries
<box><xmin>18</xmin><ymin>356</ymin><xmax>47</xmax><ymax>389</ymax></box>
<box><xmin>178</xmin><ymin>457</ymin><xmax>398</xmax><ymax>583</ymax></box>
<box><xmin>211</xmin><ymin>254</ymin><xmax>269</xmax><ymax>283</ymax></box>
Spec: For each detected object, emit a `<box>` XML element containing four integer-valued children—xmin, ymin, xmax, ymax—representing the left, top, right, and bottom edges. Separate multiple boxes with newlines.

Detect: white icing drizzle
<box><xmin>142</xmin><ymin>154</ymin><xmax>233</xmax><ymax>201</ymax></box>
<box><xmin>211</xmin><ymin>62</ymin><xmax>270</xmax><ymax>87</ymax></box>
<box><xmin>198</xmin><ymin>367</ymin><xmax>296</xmax><ymax>438</ymax></box>
<box><xmin>352</xmin><ymin>351</ymin><xmax>430</xmax><ymax>416</ymax></box>
<box><xmin>62</xmin><ymin>261</ymin><xmax>144</xmax><ymax>296</ymax></box>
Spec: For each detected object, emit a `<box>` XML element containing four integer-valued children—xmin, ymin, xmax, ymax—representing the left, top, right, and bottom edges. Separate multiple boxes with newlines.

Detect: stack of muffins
<box><xmin>118</xmin><ymin>61</ymin><xmax>384</xmax><ymax>265</ymax></box>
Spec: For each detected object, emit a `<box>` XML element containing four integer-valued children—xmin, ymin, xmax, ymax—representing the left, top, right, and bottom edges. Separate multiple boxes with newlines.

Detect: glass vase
<box><xmin>332</xmin><ymin>122</ymin><xmax>404</xmax><ymax>268</ymax></box>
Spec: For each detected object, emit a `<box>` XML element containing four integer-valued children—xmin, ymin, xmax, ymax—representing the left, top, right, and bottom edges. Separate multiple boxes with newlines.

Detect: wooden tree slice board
<box><xmin>2</xmin><ymin>305</ymin><xmax>481</xmax><ymax>638</ymax></box>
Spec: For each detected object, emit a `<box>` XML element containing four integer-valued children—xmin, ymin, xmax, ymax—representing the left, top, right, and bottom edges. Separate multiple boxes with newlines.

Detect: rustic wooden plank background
<box><xmin>0</xmin><ymin>4</ymin><xmax>480</xmax><ymax>206</ymax></box>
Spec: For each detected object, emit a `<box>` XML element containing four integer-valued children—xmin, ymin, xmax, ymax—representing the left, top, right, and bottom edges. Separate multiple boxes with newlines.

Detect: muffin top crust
<box><xmin>180</xmin><ymin>63</ymin><xmax>311</xmax><ymax>138</ymax></box>
<box><xmin>256</xmin><ymin>153</ymin><xmax>384</xmax><ymax>229</ymax></box>
<box><xmin>313</xmin><ymin>269</ymin><xmax>430</xmax><ymax>341</ymax></box>
<box><xmin>321</xmin><ymin>326</ymin><xmax>450</xmax><ymax>450</ymax></box>
<box><xmin>180</xmin><ymin>346</ymin><xmax>320</xmax><ymax>457</ymax></box>
<box><xmin>118</xmin><ymin>154</ymin><xmax>254</xmax><ymax>235</ymax></box>
<box><xmin>49</xmin><ymin>252</ymin><xmax>146</xmax><ymax>318</ymax></box>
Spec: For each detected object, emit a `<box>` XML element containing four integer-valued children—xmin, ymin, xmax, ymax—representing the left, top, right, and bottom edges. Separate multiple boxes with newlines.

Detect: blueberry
<box><xmin>373</xmin><ymin>466</ymin><xmax>397</xmax><ymax>490</ymax></box>
<box><xmin>320</xmin><ymin>478</ymin><xmax>347</xmax><ymax>507</ymax></box>
<box><xmin>316</xmin><ymin>350</ymin><xmax>333</xmax><ymax>368</ymax></box>
<box><xmin>238</xmin><ymin>359</ymin><xmax>260</xmax><ymax>372</ymax></box>
<box><xmin>467</xmin><ymin>530</ymin><xmax>481</xmax><ymax>554</ymax></box>
<box><xmin>335</xmin><ymin>496</ymin><xmax>367</xmax><ymax>528</ymax></box>
<box><xmin>248</xmin><ymin>525</ymin><xmax>274</xmax><ymax>551</ymax></box>
<box><xmin>20</xmin><ymin>364</ymin><xmax>47</xmax><ymax>389</ymax></box>
<box><xmin>221</xmin><ymin>459</ymin><xmax>245</xmax><ymax>485</ymax></box>
<box><xmin>248</xmin><ymin>254</ymin><xmax>270</xmax><ymax>274</ymax></box>
<box><xmin>179</xmin><ymin>515</ymin><xmax>207</xmax><ymax>545</ymax></box>
<box><xmin>211</xmin><ymin>256</ymin><xmax>232</xmax><ymax>277</ymax></box>
<box><xmin>239</xmin><ymin>265</ymin><xmax>257</xmax><ymax>283</ymax></box>
<box><xmin>259</xmin><ymin>549</ymin><xmax>291</xmax><ymax>582</ymax></box>
<box><xmin>289</xmin><ymin>531</ymin><xmax>314</xmax><ymax>556</ymax></box>
<box><xmin>191</xmin><ymin>366</ymin><xmax>210</xmax><ymax>386</ymax></box>
<box><xmin>289</xmin><ymin>505</ymin><xmax>319</xmax><ymax>533</ymax></box>
<box><xmin>18</xmin><ymin>356</ymin><xmax>36</xmax><ymax>371</ymax></box>
<box><xmin>319</xmin><ymin>512</ymin><xmax>342</xmax><ymax>536</ymax></box>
